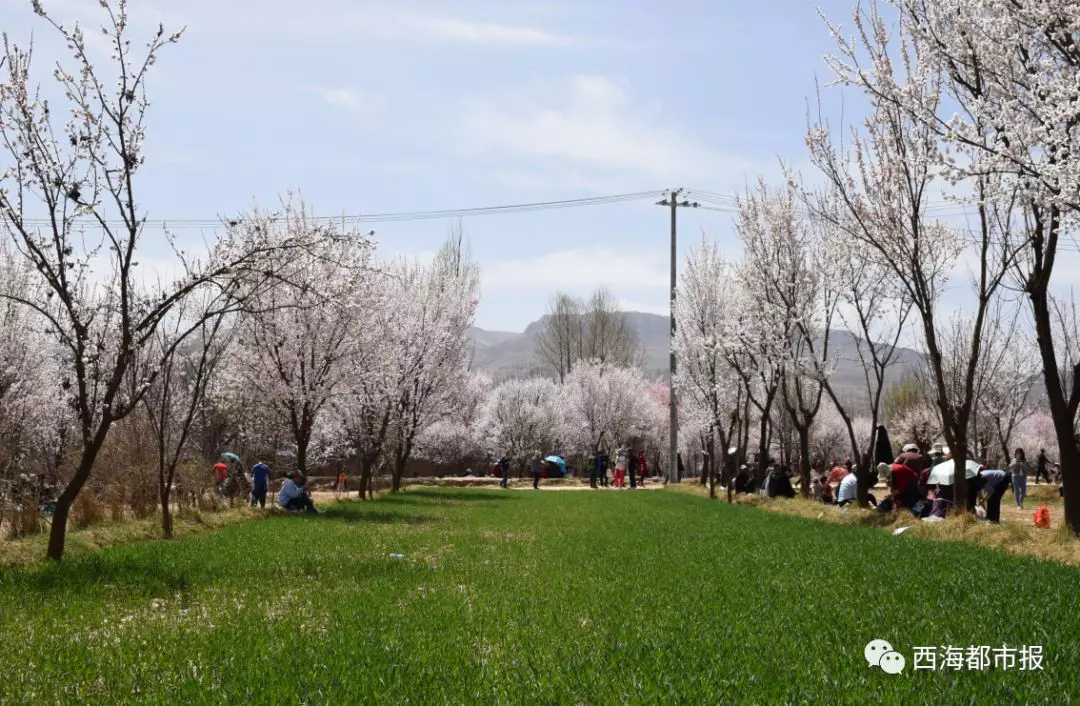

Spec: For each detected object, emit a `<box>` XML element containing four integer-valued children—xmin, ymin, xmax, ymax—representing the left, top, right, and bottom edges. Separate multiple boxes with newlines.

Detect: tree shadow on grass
<box><xmin>14</xmin><ymin>546</ymin><xmax>417</xmax><ymax>601</ymax></box>
<box><xmin>315</xmin><ymin>507</ymin><xmax>432</xmax><ymax>526</ymax></box>
<box><xmin>391</xmin><ymin>489</ymin><xmax>518</xmax><ymax>503</ymax></box>
<box><xmin>15</xmin><ymin>552</ymin><xmax>204</xmax><ymax>598</ymax></box>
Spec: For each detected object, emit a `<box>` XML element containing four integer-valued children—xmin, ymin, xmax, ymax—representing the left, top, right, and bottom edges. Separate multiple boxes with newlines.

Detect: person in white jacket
<box><xmin>278</xmin><ymin>472</ymin><xmax>318</xmax><ymax>513</ymax></box>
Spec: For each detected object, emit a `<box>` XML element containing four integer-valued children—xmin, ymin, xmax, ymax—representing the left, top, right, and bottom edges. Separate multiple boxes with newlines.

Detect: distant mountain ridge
<box><xmin>467</xmin><ymin>312</ymin><xmax>924</xmax><ymax>398</ymax></box>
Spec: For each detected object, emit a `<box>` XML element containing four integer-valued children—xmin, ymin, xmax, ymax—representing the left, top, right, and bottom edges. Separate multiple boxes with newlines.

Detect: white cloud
<box><xmin>481</xmin><ymin>246</ymin><xmax>668</xmax><ymax>290</ymax></box>
<box><xmin>311</xmin><ymin>87</ymin><xmax>385</xmax><ymax>115</ymax></box>
<box><xmin>417</xmin><ymin>17</ymin><xmax>571</xmax><ymax>45</ymax></box>
<box><xmin>460</xmin><ymin>75</ymin><xmax>752</xmax><ymax>183</ymax></box>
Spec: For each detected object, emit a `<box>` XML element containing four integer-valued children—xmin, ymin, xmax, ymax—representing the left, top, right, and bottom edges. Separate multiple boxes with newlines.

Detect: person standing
<box><xmin>334</xmin><ymin>460</ymin><xmax>347</xmax><ymax>499</ymax></box>
<box><xmin>628</xmin><ymin>448</ymin><xmax>639</xmax><ymax>489</ymax></box>
<box><xmin>499</xmin><ymin>457</ymin><xmax>511</xmax><ymax>489</ymax></box>
<box><xmin>590</xmin><ymin>449</ymin><xmax>605</xmax><ymax>489</ymax></box>
<box><xmin>1034</xmin><ymin>449</ymin><xmax>1050</xmax><ymax>484</ymax></box>
<box><xmin>1009</xmin><ymin>448</ymin><xmax>1032</xmax><ymax>509</ymax></box>
<box><xmin>638</xmin><ymin>451</ymin><xmax>648</xmax><ymax>487</ymax></box>
<box><xmin>614</xmin><ymin>449</ymin><xmax>627</xmax><ymax>488</ymax></box>
<box><xmin>212</xmin><ymin>461</ymin><xmax>228</xmax><ymax>485</ymax></box>
<box><xmin>250</xmin><ymin>460</ymin><xmax>271</xmax><ymax>508</ymax></box>
<box><xmin>530</xmin><ymin>452</ymin><xmax>542</xmax><ymax>490</ymax></box>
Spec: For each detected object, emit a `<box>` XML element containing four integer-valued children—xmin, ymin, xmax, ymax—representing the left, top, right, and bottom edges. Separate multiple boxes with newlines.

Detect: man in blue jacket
<box><xmin>250</xmin><ymin>461</ymin><xmax>271</xmax><ymax>508</ymax></box>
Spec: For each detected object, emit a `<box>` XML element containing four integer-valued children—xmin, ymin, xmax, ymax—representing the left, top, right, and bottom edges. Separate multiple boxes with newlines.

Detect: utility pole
<box><xmin>657</xmin><ymin>188</ymin><xmax>698</xmax><ymax>485</ymax></box>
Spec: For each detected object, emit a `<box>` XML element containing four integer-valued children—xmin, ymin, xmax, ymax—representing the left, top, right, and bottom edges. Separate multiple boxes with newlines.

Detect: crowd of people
<box><xmin>211</xmin><ymin>457</ymin><xmax>321</xmax><ymax>515</ymax></box>
<box><xmin>484</xmin><ymin>446</ymin><xmax>659</xmax><ymax>490</ymax></box>
<box><xmin>731</xmin><ymin>442</ymin><xmax>1063</xmax><ymax>525</ymax></box>
<box><xmin>206</xmin><ymin>441</ymin><xmax>1063</xmax><ymax>523</ymax></box>
<box><xmin>586</xmin><ymin>447</ymin><xmax>651</xmax><ymax>489</ymax></box>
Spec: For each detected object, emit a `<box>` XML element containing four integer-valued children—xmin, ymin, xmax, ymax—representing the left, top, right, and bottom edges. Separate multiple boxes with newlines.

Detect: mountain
<box><xmin>468</xmin><ymin>312</ymin><xmax>925</xmax><ymax>398</ymax></box>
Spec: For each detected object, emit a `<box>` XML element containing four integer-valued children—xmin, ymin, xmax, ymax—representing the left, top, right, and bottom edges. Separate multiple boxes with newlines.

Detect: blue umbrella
<box><xmin>221</xmin><ymin>452</ymin><xmax>241</xmax><ymax>464</ymax></box>
<box><xmin>544</xmin><ymin>456</ymin><xmax>567</xmax><ymax>473</ymax></box>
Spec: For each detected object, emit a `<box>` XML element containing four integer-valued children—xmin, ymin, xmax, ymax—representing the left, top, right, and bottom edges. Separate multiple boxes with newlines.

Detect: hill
<box><xmin>467</xmin><ymin>312</ymin><xmax>924</xmax><ymax>397</ymax></box>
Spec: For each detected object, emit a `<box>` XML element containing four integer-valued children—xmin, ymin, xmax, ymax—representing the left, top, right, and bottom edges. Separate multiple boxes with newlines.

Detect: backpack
<box><xmin>1033</xmin><ymin>504</ymin><xmax>1051</xmax><ymax>529</ymax></box>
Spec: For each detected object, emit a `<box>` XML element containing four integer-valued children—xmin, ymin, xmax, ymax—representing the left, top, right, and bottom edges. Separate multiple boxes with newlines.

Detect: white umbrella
<box><xmin>927</xmin><ymin>459</ymin><xmax>981</xmax><ymax>486</ymax></box>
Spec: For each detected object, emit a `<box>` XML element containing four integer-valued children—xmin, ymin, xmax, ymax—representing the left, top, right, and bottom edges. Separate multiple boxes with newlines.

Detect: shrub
<box><xmin>70</xmin><ymin>490</ymin><xmax>105</xmax><ymax>528</ymax></box>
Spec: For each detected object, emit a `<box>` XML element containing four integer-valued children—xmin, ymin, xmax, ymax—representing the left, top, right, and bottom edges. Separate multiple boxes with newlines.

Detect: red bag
<box><xmin>1033</xmin><ymin>504</ymin><xmax>1051</xmax><ymax>529</ymax></box>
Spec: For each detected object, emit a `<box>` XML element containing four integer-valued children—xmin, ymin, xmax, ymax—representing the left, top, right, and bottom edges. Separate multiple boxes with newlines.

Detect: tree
<box><xmin>973</xmin><ymin>305</ymin><xmax>1042</xmax><ymax>467</ymax></box>
<box><xmin>886</xmin><ymin>0</ymin><xmax>1080</xmax><ymax>531</ymax></box>
<box><xmin>804</xmin><ymin>168</ymin><xmax>915</xmax><ymax>498</ymax></box>
<box><xmin>414</xmin><ymin>371</ymin><xmax>491</xmax><ymax>474</ymax></box>
<box><xmin>534</xmin><ymin>288</ymin><xmax>641</xmax><ymax>381</ymax></box>
<box><xmin>383</xmin><ymin>235</ymin><xmax>479</xmax><ymax>492</ymax></box>
<box><xmin>138</xmin><ymin>295</ymin><xmax>232</xmax><ymax>538</ymax></box>
<box><xmin>474</xmin><ymin>377</ymin><xmax>564</xmax><ymax>469</ymax></box>
<box><xmin>225</xmin><ymin>207</ymin><xmax>374</xmax><ymax>476</ymax></box>
<box><xmin>0</xmin><ymin>251</ymin><xmax>69</xmax><ymax>488</ymax></box>
<box><xmin>737</xmin><ymin>178</ymin><xmax>835</xmax><ymax>497</ymax></box>
<box><xmin>672</xmin><ymin>236</ymin><xmax>742</xmax><ymax>499</ymax></box>
<box><xmin>0</xmin><ymin>3</ymin><xmax>329</xmax><ymax>558</ymax></box>
<box><xmin>413</xmin><ymin>420</ymin><xmax>484</xmax><ymax>474</ymax></box>
<box><xmin>561</xmin><ymin>360</ymin><xmax>648</xmax><ymax>457</ymax></box>
<box><xmin>534</xmin><ymin>293</ymin><xmax>583</xmax><ymax>383</ymax></box>
<box><xmin>581</xmin><ymin>288</ymin><xmax>642</xmax><ymax>367</ymax></box>
<box><xmin>816</xmin><ymin>1</ymin><xmax>1027</xmax><ymax>509</ymax></box>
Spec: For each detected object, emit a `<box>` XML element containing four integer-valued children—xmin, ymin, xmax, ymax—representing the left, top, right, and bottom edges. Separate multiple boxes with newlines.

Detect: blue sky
<box><xmin>3</xmin><ymin>0</ymin><xmax>1019</xmax><ymax>335</ymax></box>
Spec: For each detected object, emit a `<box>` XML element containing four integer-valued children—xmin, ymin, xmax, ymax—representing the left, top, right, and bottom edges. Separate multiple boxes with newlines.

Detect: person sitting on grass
<box><xmin>836</xmin><ymin>466</ymin><xmax>859</xmax><ymax>507</ymax></box>
<box><xmin>734</xmin><ymin>465</ymin><xmax>751</xmax><ymax>494</ymax></box>
<box><xmin>881</xmin><ymin>463</ymin><xmax>929</xmax><ymax>517</ymax></box>
<box><xmin>826</xmin><ymin>462</ymin><xmax>847</xmax><ymax>490</ymax></box>
<box><xmin>278</xmin><ymin>471</ymin><xmax>318</xmax><ymax>514</ymax></box>
<box><xmin>766</xmin><ymin>464</ymin><xmax>795</xmax><ymax>499</ymax></box>
<box><xmin>820</xmin><ymin>468</ymin><xmax>834</xmax><ymax>505</ymax></box>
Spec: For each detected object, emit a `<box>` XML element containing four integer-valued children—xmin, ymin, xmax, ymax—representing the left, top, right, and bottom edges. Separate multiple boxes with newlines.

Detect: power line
<box><xmin>13</xmin><ymin>191</ymin><xmax>666</xmax><ymax>231</ymax></box>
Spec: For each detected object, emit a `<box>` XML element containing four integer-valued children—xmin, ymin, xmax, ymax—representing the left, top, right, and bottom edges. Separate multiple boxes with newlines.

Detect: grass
<box><xmin>2</xmin><ymin>488</ymin><xmax>1079</xmax><ymax>704</ymax></box>
<box><xmin>677</xmin><ymin>482</ymin><xmax>1080</xmax><ymax>566</ymax></box>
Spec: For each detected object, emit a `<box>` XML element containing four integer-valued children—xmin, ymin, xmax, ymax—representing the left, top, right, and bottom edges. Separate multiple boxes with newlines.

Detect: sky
<box><xmin>3</xmin><ymin>0</ymin><xmax>1072</xmax><ymax>338</ymax></box>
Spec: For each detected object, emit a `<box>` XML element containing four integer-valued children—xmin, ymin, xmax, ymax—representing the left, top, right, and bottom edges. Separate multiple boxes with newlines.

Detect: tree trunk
<box><xmin>1060</xmin><ymin>442</ymin><xmax>1080</xmax><ymax>533</ymax></box>
<box><xmin>392</xmin><ymin>453</ymin><xmax>405</xmax><ymax>493</ymax></box>
<box><xmin>756</xmin><ymin>414</ymin><xmax>770</xmax><ymax>487</ymax></box>
<box><xmin>159</xmin><ymin>479</ymin><xmax>173</xmax><ymax>539</ymax></box>
<box><xmin>357</xmin><ymin>456</ymin><xmax>373</xmax><ymax>500</ymax></box>
<box><xmin>1027</xmin><ymin>262</ymin><xmax>1079</xmax><ymax>531</ymax></box>
<box><xmin>798</xmin><ymin>427</ymin><xmax>811</xmax><ymax>499</ymax></box>
<box><xmin>707</xmin><ymin>433</ymin><xmax>716</xmax><ymax>499</ymax></box>
<box><xmin>47</xmin><ymin>434</ymin><xmax>108</xmax><ymax>560</ymax></box>
<box><xmin>295</xmin><ymin>436</ymin><xmax>309</xmax><ymax>477</ymax></box>
<box><xmin>951</xmin><ymin>441</ymin><xmax>970</xmax><ymax>513</ymax></box>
